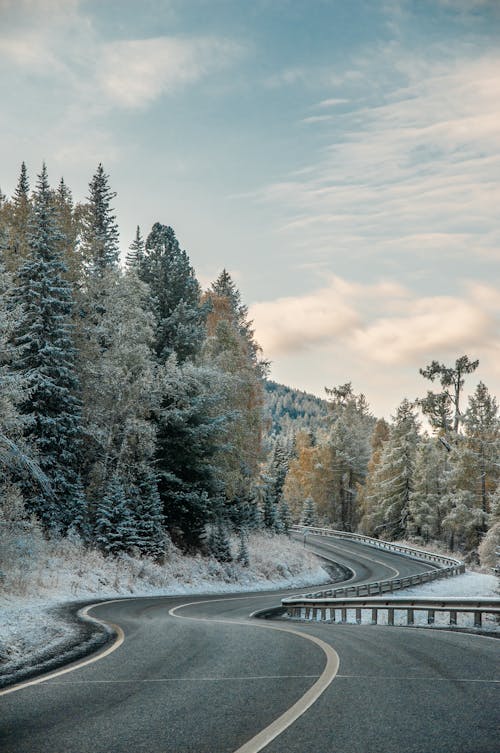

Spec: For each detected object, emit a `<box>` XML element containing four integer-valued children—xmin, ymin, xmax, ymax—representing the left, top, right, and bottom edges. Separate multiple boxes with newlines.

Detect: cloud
<box><xmin>250</xmin><ymin>277</ymin><xmax>360</xmax><ymax>354</ymax></box>
<box><xmin>250</xmin><ymin>276</ymin><xmax>500</xmax><ymax>374</ymax></box>
<box><xmin>256</xmin><ymin>47</ymin><xmax>500</xmax><ymax>274</ymax></box>
<box><xmin>98</xmin><ymin>36</ymin><xmax>242</xmax><ymax>108</ymax></box>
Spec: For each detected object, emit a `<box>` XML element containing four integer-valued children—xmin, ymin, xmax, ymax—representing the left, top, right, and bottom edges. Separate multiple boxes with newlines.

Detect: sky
<box><xmin>1</xmin><ymin>0</ymin><xmax>499</xmax><ymax>418</ymax></box>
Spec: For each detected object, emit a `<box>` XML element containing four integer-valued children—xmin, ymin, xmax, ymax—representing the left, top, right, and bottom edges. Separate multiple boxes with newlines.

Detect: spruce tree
<box><xmin>128</xmin><ymin>467</ymin><xmax>165</xmax><ymax>559</ymax></box>
<box><xmin>94</xmin><ymin>475</ymin><xmax>134</xmax><ymax>555</ymax></box>
<box><xmin>13</xmin><ymin>165</ymin><xmax>83</xmax><ymax>532</ymax></box>
<box><xmin>80</xmin><ymin>163</ymin><xmax>119</xmax><ymax>276</ymax></box>
<box><xmin>278</xmin><ymin>499</ymin><xmax>293</xmax><ymax>535</ymax></box>
<box><xmin>301</xmin><ymin>497</ymin><xmax>317</xmax><ymax>526</ymax></box>
<box><xmin>139</xmin><ymin>222</ymin><xmax>206</xmax><ymax>363</ymax></box>
<box><xmin>126</xmin><ymin>225</ymin><xmax>145</xmax><ymax>269</ymax></box>
<box><xmin>5</xmin><ymin>161</ymin><xmax>31</xmax><ymax>271</ymax></box>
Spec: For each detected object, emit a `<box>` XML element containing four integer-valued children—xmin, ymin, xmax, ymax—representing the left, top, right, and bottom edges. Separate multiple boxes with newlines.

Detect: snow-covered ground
<box><xmin>0</xmin><ymin>531</ymin><xmax>330</xmax><ymax>674</ymax></box>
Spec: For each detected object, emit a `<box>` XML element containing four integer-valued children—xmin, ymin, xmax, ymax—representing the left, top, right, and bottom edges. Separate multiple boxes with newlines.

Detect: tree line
<box><xmin>0</xmin><ymin>162</ymin><xmax>275</xmax><ymax>563</ymax></box>
<box><xmin>269</xmin><ymin>362</ymin><xmax>499</xmax><ymax>565</ymax></box>
<box><xmin>1</xmin><ymin>162</ymin><xmax>498</xmax><ymax>569</ymax></box>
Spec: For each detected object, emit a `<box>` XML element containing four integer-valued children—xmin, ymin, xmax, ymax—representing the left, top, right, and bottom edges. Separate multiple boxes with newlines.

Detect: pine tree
<box><xmin>407</xmin><ymin>439</ymin><xmax>447</xmax><ymax>542</ymax></box>
<box><xmin>94</xmin><ymin>475</ymin><xmax>134</xmax><ymax>555</ymax></box>
<box><xmin>260</xmin><ymin>478</ymin><xmax>280</xmax><ymax>531</ymax></box>
<box><xmin>301</xmin><ymin>497</ymin><xmax>317</xmax><ymax>526</ymax></box>
<box><xmin>126</xmin><ymin>225</ymin><xmax>145</xmax><ymax>269</ymax></box>
<box><xmin>13</xmin><ymin>165</ymin><xmax>83</xmax><ymax>532</ymax></box>
<box><xmin>128</xmin><ymin>467</ymin><xmax>165</xmax><ymax>559</ymax></box>
<box><xmin>80</xmin><ymin>164</ymin><xmax>119</xmax><ymax>276</ymax></box>
<box><xmin>139</xmin><ymin>222</ymin><xmax>206</xmax><ymax>363</ymax></box>
<box><xmin>463</xmin><ymin>382</ymin><xmax>500</xmax><ymax>515</ymax></box>
<box><xmin>236</xmin><ymin>529</ymin><xmax>250</xmax><ymax>566</ymax></box>
<box><xmin>156</xmin><ymin>359</ymin><xmax>226</xmax><ymax>550</ymax></box>
<box><xmin>4</xmin><ymin>161</ymin><xmax>31</xmax><ymax>271</ymax></box>
<box><xmin>208</xmin><ymin>516</ymin><xmax>233</xmax><ymax>562</ymax></box>
<box><xmin>53</xmin><ymin>177</ymin><xmax>82</xmax><ymax>285</ymax></box>
<box><xmin>278</xmin><ymin>499</ymin><xmax>293</xmax><ymax>535</ymax></box>
<box><xmin>419</xmin><ymin>355</ymin><xmax>479</xmax><ymax>435</ymax></box>
<box><xmin>366</xmin><ymin>399</ymin><xmax>419</xmax><ymax>539</ymax></box>
<box><xmin>202</xmin><ymin>271</ymin><xmax>265</xmax><ymax>500</ymax></box>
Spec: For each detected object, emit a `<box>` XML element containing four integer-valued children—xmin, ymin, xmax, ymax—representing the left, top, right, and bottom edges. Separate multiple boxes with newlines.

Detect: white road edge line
<box><xmin>0</xmin><ymin>600</ymin><xmax>125</xmax><ymax>697</ymax></box>
<box><xmin>312</xmin><ymin>538</ymin><xmax>400</xmax><ymax>580</ymax></box>
<box><xmin>169</xmin><ymin>599</ymin><xmax>340</xmax><ymax>753</ymax></box>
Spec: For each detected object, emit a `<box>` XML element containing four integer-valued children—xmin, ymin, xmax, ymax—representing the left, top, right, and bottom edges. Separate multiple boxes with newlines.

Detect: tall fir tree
<box><xmin>139</xmin><ymin>222</ymin><xmax>206</xmax><ymax>363</ymax></box>
<box><xmin>80</xmin><ymin>163</ymin><xmax>119</xmax><ymax>276</ymax></box>
<box><xmin>126</xmin><ymin>225</ymin><xmax>145</xmax><ymax>269</ymax></box>
<box><xmin>13</xmin><ymin>165</ymin><xmax>83</xmax><ymax>531</ymax></box>
<box><xmin>4</xmin><ymin>161</ymin><xmax>31</xmax><ymax>272</ymax></box>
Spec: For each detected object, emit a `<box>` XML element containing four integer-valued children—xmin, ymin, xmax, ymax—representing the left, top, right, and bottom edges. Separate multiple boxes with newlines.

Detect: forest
<box><xmin>0</xmin><ymin>162</ymin><xmax>498</xmax><ymax>575</ymax></box>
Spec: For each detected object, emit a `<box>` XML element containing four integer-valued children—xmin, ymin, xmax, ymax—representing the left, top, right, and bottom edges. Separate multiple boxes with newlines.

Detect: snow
<box><xmin>305</xmin><ymin>570</ymin><xmax>500</xmax><ymax>630</ymax></box>
<box><xmin>0</xmin><ymin>531</ymin><xmax>330</xmax><ymax>674</ymax></box>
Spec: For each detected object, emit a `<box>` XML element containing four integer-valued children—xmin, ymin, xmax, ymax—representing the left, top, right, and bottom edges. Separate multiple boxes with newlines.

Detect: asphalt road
<box><xmin>1</xmin><ymin>536</ymin><xmax>498</xmax><ymax>753</ymax></box>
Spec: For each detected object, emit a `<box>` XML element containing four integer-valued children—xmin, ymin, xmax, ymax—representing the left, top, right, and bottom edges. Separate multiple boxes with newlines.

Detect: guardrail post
<box><xmin>371</xmin><ymin>608</ymin><xmax>378</xmax><ymax>625</ymax></box>
<box><xmin>356</xmin><ymin>607</ymin><xmax>362</xmax><ymax>624</ymax></box>
<box><xmin>449</xmin><ymin>610</ymin><xmax>457</xmax><ymax>626</ymax></box>
<box><xmin>388</xmin><ymin>608</ymin><xmax>394</xmax><ymax>626</ymax></box>
<box><xmin>341</xmin><ymin>607</ymin><xmax>347</xmax><ymax>623</ymax></box>
<box><xmin>428</xmin><ymin>609</ymin><xmax>435</xmax><ymax>625</ymax></box>
<box><xmin>474</xmin><ymin>611</ymin><xmax>482</xmax><ymax>628</ymax></box>
<box><xmin>407</xmin><ymin>608</ymin><xmax>414</xmax><ymax>625</ymax></box>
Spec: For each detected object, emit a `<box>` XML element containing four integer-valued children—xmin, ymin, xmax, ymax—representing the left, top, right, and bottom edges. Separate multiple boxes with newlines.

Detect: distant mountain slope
<box><xmin>264</xmin><ymin>380</ymin><xmax>329</xmax><ymax>436</ymax></box>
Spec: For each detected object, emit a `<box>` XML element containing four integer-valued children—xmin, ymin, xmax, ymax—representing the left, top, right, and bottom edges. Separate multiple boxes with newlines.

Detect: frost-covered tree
<box><xmin>126</xmin><ymin>225</ymin><xmax>145</xmax><ymax>269</ymax></box>
<box><xmin>3</xmin><ymin>162</ymin><xmax>31</xmax><ymax>271</ymax></box>
<box><xmin>419</xmin><ymin>355</ymin><xmax>479</xmax><ymax>435</ymax></box>
<box><xmin>301</xmin><ymin>497</ymin><xmax>317</xmax><ymax>526</ymax></box>
<box><xmin>260</xmin><ymin>478</ymin><xmax>280</xmax><ymax>531</ymax></box>
<box><xmin>80</xmin><ymin>164</ymin><xmax>119</xmax><ymax>276</ymax></box>
<box><xmin>202</xmin><ymin>271</ymin><xmax>265</xmax><ymax>499</ymax></box>
<box><xmin>236</xmin><ymin>528</ymin><xmax>250</xmax><ymax>566</ymax></box>
<box><xmin>278</xmin><ymin>499</ymin><xmax>293</xmax><ymax>535</ymax></box>
<box><xmin>128</xmin><ymin>466</ymin><xmax>165</xmax><ymax>559</ymax></box>
<box><xmin>407</xmin><ymin>438</ymin><xmax>448</xmax><ymax>542</ymax></box>
<box><xmin>13</xmin><ymin>165</ymin><xmax>83</xmax><ymax>531</ymax></box>
<box><xmin>365</xmin><ymin>399</ymin><xmax>419</xmax><ymax>539</ymax></box>
<box><xmin>139</xmin><ymin>222</ymin><xmax>206</xmax><ymax>363</ymax></box>
<box><xmin>53</xmin><ymin>177</ymin><xmax>82</xmax><ymax>285</ymax></box>
<box><xmin>94</xmin><ymin>475</ymin><xmax>134</xmax><ymax>555</ymax></box>
<box><xmin>208</xmin><ymin>516</ymin><xmax>233</xmax><ymax>562</ymax></box>
<box><xmin>463</xmin><ymin>382</ymin><xmax>500</xmax><ymax>514</ymax></box>
<box><xmin>156</xmin><ymin>359</ymin><xmax>226</xmax><ymax>550</ymax></box>
<box><xmin>79</xmin><ymin>268</ymin><xmax>158</xmax><ymax>501</ymax></box>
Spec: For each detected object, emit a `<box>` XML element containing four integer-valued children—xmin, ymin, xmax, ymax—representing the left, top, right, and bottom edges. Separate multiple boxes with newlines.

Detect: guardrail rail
<box><xmin>284</xmin><ymin>526</ymin><xmax>500</xmax><ymax>631</ymax></box>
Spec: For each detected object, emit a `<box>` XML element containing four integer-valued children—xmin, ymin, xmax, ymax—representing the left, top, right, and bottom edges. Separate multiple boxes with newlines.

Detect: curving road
<box><xmin>1</xmin><ymin>536</ymin><xmax>498</xmax><ymax>753</ymax></box>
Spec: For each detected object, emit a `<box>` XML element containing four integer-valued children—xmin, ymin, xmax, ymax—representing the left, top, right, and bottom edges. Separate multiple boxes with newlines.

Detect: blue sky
<box><xmin>1</xmin><ymin>0</ymin><xmax>499</xmax><ymax>416</ymax></box>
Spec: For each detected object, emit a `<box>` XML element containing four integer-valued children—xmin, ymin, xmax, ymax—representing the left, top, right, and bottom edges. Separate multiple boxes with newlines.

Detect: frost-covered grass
<box><xmin>0</xmin><ymin>527</ymin><xmax>329</xmax><ymax>671</ymax></box>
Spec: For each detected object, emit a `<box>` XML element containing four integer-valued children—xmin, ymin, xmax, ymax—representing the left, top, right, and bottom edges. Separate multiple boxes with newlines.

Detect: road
<box><xmin>1</xmin><ymin>536</ymin><xmax>498</xmax><ymax>753</ymax></box>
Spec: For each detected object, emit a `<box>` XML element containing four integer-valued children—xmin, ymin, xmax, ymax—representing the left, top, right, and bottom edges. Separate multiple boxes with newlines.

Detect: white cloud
<box><xmin>257</xmin><ymin>49</ymin><xmax>500</xmax><ymax>272</ymax></box>
<box><xmin>98</xmin><ymin>36</ymin><xmax>242</xmax><ymax>108</ymax></box>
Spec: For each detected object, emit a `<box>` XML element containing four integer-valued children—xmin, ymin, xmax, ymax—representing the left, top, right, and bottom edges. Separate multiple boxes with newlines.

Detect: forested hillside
<box><xmin>0</xmin><ymin>162</ymin><xmax>499</xmax><ymax>577</ymax></box>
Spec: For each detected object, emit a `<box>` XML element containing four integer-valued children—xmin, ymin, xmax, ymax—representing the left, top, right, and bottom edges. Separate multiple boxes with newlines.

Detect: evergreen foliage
<box><xmin>139</xmin><ymin>222</ymin><xmax>206</xmax><ymax>363</ymax></box>
<box><xmin>80</xmin><ymin>163</ymin><xmax>119</xmax><ymax>276</ymax></box>
<box><xmin>301</xmin><ymin>497</ymin><xmax>317</xmax><ymax>526</ymax></box>
<box><xmin>12</xmin><ymin>165</ymin><xmax>83</xmax><ymax>532</ymax></box>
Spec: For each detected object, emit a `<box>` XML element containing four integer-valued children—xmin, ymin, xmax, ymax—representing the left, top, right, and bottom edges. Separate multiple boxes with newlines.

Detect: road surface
<box><xmin>1</xmin><ymin>536</ymin><xmax>498</xmax><ymax>752</ymax></box>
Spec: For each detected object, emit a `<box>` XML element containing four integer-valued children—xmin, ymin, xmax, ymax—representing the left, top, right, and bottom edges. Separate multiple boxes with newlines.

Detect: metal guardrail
<box><xmin>282</xmin><ymin>596</ymin><xmax>500</xmax><ymax>629</ymax></box>
<box><xmin>282</xmin><ymin>526</ymin><xmax>500</xmax><ymax>629</ymax></box>
<box><xmin>290</xmin><ymin>525</ymin><xmax>465</xmax><ymax>600</ymax></box>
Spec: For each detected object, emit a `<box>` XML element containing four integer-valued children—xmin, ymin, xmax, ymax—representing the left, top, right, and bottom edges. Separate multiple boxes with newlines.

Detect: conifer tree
<box><xmin>139</xmin><ymin>222</ymin><xmax>206</xmax><ymax>363</ymax></box>
<box><xmin>419</xmin><ymin>355</ymin><xmax>479</xmax><ymax>435</ymax></box>
<box><xmin>236</xmin><ymin>528</ymin><xmax>250</xmax><ymax>566</ymax></box>
<box><xmin>13</xmin><ymin>165</ymin><xmax>83</xmax><ymax>531</ymax></box>
<box><xmin>366</xmin><ymin>399</ymin><xmax>419</xmax><ymax>539</ymax></box>
<box><xmin>94</xmin><ymin>475</ymin><xmax>134</xmax><ymax>555</ymax></box>
<box><xmin>53</xmin><ymin>177</ymin><xmax>82</xmax><ymax>285</ymax></box>
<box><xmin>208</xmin><ymin>516</ymin><xmax>233</xmax><ymax>562</ymax></box>
<box><xmin>301</xmin><ymin>497</ymin><xmax>317</xmax><ymax>526</ymax></box>
<box><xmin>4</xmin><ymin>161</ymin><xmax>31</xmax><ymax>271</ymax></box>
<box><xmin>278</xmin><ymin>499</ymin><xmax>293</xmax><ymax>534</ymax></box>
<box><xmin>80</xmin><ymin>163</ymin><xmax>119</xmax><ymax>276</ymax></box>
<box><xmin>128</xmin><ymin>467</ymin><xmax>165</xmax><ymax>559</ymax></box>
<box><xmin>126</xmin><ymin>225</ymin><xmax>145</xmax><ymax>269</ymax></box>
